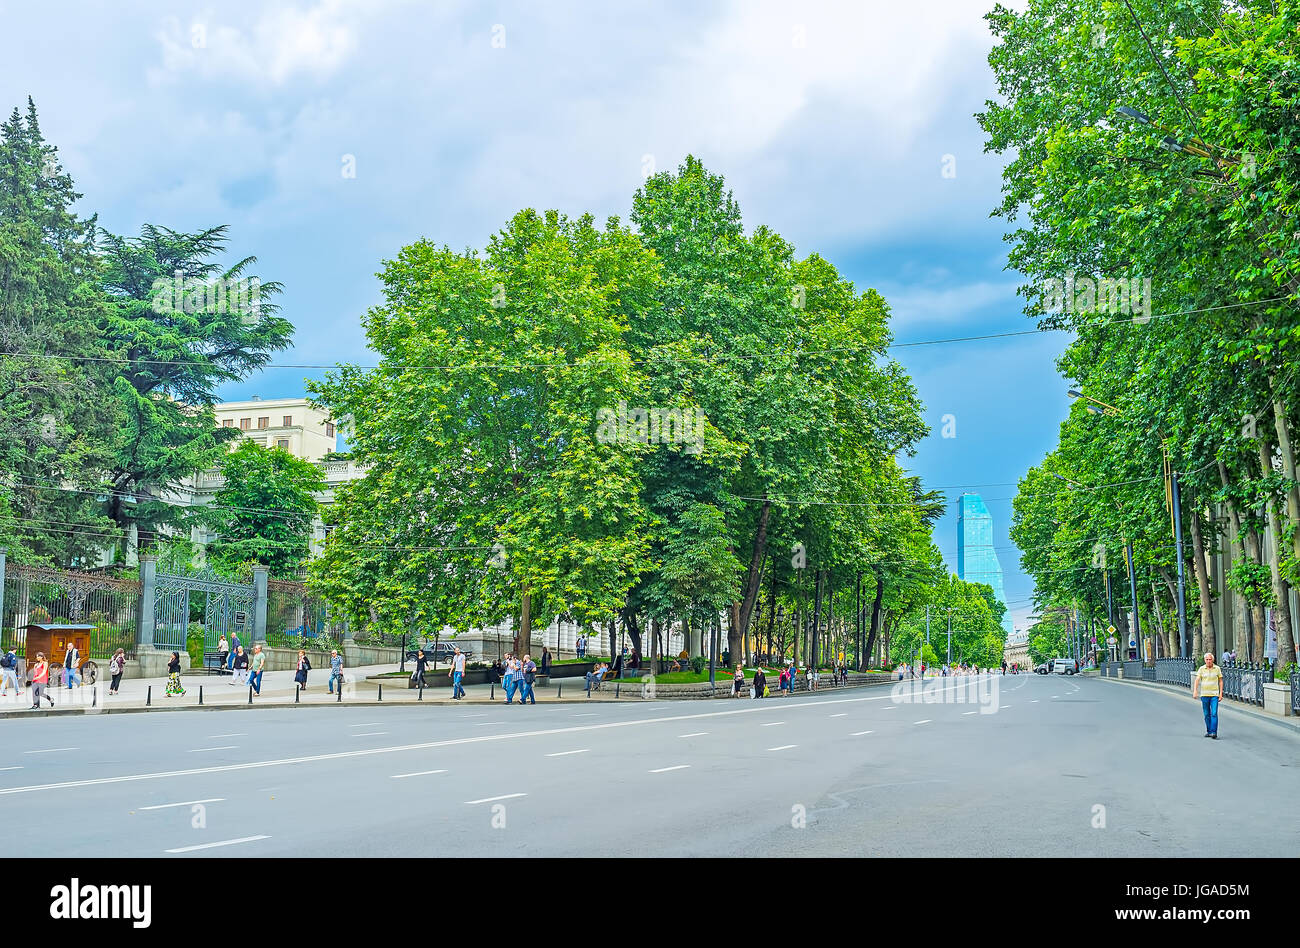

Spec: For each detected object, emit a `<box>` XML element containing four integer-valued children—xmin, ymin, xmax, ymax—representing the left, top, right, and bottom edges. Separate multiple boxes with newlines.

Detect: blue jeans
<box><xmin>66</xmin><ymin>666</ymin><xmax>82</xmax><ymax>688</ymax></box>
<box><xmin>452</xmin><ymin>671</ymin><xmax>464</xmax><ymax>698</ymax></box>
<box><xmin>504</xmin><ymin>676</ymin><xmax>517</xmax><ymax>703</ymax></box>
<box><xmin>1201</xmin><ymin>696</ymin><xmax>1219</xmax><ymax>735</ymax></box>
<box><xmin>521</xmin><ymin>679</ymin><xmax>535</xmax><ymax>704</ymax></box>
<box><xmin>249</xmin><ymin>670</ymin><xmax>263</xmax><ymax>695</ymax></box>
<box><xmin>329</xmin><ymin>670</ymin><xmax>343</xmax><ymax>693</ymax></box>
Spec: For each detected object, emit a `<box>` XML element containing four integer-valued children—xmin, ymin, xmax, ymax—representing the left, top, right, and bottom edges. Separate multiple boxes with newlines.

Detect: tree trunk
<box><xmin>734</xmin><ymin>499</ymin><xmax>771</xmax><ymax>661</ymax></box>
<box><xmin>1270</xmin><ymin>393</ymin><xmax>1300</xmax><ymax>563</ymax></box>
<box><xmin>515</xmin><ymin>586</ymin><xmax>531</xmax><ymax>655</ymax></box>
<box><xmin>863</xmin><ymin>573</ymin><xmax>885</xmax><ymax>666</ymax></box>
<box><xmin>1259</xmin><ymin>438</ymin><xmax>1297</xmax><ymax>667</ymax></box>
<box><xmin>624</xmin><ymin>610</ymin><xmax>643</xmax><ymax>662</ymax></box>
<box><xmin>1186</xmin><ymin>506</ymin><xmax>1215</xmax><ymax>658</ymax></box>
<box><xmin>1218</xmin><ymin>458</ymin><xmax>1266</xmax><ymax>660</ymax></box>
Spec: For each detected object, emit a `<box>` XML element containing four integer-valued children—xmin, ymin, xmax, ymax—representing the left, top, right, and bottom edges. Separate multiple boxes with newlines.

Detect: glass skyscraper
<box><xmin>957</xmin><ymin>493</ymin><xmax>1013</xmax><ymax>633</ymax></box>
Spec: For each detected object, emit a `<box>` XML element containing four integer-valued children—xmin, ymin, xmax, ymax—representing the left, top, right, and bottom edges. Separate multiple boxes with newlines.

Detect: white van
<box><xmin>1053</xmin><ymin>657</ymin><xmax>1077</xmax><ymax>675</ymax></box>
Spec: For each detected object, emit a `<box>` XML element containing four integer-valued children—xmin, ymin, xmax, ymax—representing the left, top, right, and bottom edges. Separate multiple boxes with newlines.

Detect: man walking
<box><xmin>64</xmin><ymin>642</ymin><xmax>82</xmax><ymax>689</ymax></box>
<box><xmin>450</xmin><ymin>646</ymin><xmax>466</xmax><ymax>699</ymax></box>
<box><xmin>328</xmin><ymin>649</ymin><xmax>344</xmax><ymax>694</ymax></box>
<box><xmin>0</xmin><ymin>647</ymin><xmax>19</xmax><ymax>696</ymax></box>
<box><xmin>1192</xmin><ymin>651</ymin><xmax>1224</xmax><ymax>739</ymax></box>
<box><xmin>520</xmin><ymin>654</ymin><xmax>537</xmax><ymax>705</ymax></box>
<box><xmin>249</xmin><ymin>644</ymin><xmax>266</xmax><ymax>696</ymax></box>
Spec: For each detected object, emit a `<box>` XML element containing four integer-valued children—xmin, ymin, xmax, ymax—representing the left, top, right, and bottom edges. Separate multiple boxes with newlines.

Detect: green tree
<box><xmin>203</xmin><ymin>441</ymin><xmax>324</xmax><ymax>577</ymax></box>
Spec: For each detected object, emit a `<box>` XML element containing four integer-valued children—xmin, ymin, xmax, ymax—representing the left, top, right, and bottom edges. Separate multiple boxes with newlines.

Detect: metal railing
<box><xmin>1292</xmin><ymin>671</ymin><xmax>1299</xmax><ymax>716</ymax></box>
<box><xmin>1155</xmin><ymin>657</ymin><xmax>1194</xmax><ymax>685</ymax></box>
<box><xmin>1142</xmin><ymin>665</ymin><xmax>1156</xmax><ymax>681</ymax></box>
<box><xmin>1221</xmin><ymin>660</ymin><xmax>1271</xmax><ymax>707</ymax></box>
<box><xmin>1122</xmin><ymin>660</ymin><xmax>1143</xmax><ymax>679</ymax></box>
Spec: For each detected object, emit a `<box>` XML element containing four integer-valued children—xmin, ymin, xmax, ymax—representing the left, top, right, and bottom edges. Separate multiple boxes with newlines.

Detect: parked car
<box><xmin>1034</xmin><ymin>663</ymin><xmax>1052</xmax><ymax>674</ymax></box>
<box><xmin>1053</xmin><ymin>657</ymin><xmax>1078</xmax><ymax>675</ymax></box>
<box><xmin>404</xmin><ymin>642</ymin><xmax>472</xmax><ymax>664</ymax></box>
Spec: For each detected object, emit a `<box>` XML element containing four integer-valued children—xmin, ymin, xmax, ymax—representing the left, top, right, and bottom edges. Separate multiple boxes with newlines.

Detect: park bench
<box><xmin>203</xmin><ymin>650</ymin><xmax>228</xmax><ymax>675</ymax></box>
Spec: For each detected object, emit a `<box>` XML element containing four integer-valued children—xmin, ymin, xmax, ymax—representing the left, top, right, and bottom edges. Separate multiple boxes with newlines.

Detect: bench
<box><xmin>203</xmin><ymin>651</ymin><xmax>229</xmax><ymax>675</ymax></box>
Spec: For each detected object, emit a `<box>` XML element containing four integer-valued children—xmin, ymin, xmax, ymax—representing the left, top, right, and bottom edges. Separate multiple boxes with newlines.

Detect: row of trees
<box><xmin>980</xmin><ymin>0</ymin><xmax>1299</xmax><ymax>671</ymax></box>
<box><xmin>0</xmin><ymin>98</ymin><xmax>315</xmax><ymax>577</ymax></box>
<box><xmin>312</xmin><ymin>157</ymin><xmax>1010</xmax><ymax>666</ymax></box>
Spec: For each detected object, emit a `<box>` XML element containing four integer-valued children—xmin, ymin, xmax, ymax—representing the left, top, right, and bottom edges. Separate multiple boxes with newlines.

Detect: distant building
<box><xmin>957</xmin><ymin>493</ymin><xmax>1013</xmax><ymax>634</ymax></box>
<box><xmin>214</xmin><ymin>396</ymin><xmax>338</xmax><ymax>461</ymax></box>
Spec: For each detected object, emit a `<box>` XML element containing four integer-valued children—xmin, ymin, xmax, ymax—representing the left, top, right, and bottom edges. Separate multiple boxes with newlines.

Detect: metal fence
<box><xmin>266</xmin><ymin>579</ymin><xmax>343</xmax><ymax>650</ymax></box>
<box><xmin>2</xmin><ymin>563</ymin><xmax>140</xmax><ymax>659</ymax></box>
<box><xmin>1155</xmin><ymin>657</ymin><xmax>1194</xmax><ymax>685</ymax></box>
<box><xmin>1122</xmin><ymin>660</ymin><xmax>1143</xmax><ymax>679</ymax></box>
<box><xmin>1221</xmin><ymin>660</ymin><xmax>1271</xmax><ymax>707</ymax></box>
<box><xmin>1142</xmin><ymin>665</ymin><xmax>1155</xmax><ymax>680</ymax></box>
<box><xmin>1292</xmin><ymin>671</ymin><xmax>1299</xmax><ymax>716</ymax></box>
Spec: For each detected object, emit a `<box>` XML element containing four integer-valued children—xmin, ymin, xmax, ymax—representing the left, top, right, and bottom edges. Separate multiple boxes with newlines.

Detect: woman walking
<box><xmin>165</xmin><ymin>651</ymin><xmax>186</xmax><ymax>697</ymax></box>
<box><xmin>294</xmin><ymin>649</ymin><xmax>311</xmax><ymax>690</ymax></box>
<box><xmin>29</xmin><ymin>652</ymin><xmax>54</xmax><ymax>709</ymax></box>
<box><xmin>108</xmin><ymin>648</ymin><xmax>126</xmax><ymax>695</ymax></box>
<box><xmin>732</xmin><ymin>663</ymin><xmax>745</xmax><ymax>698</ymax></box>
<box><xmin>540</xmin><ymin>646</ymin><xmax>551</xmax><ymax>678</ymax></box>
<box><xmin>217</xmin><ymin>635</ymin><xmax>229</xmax><ymax>675</ymax></box>
<box><xmin>231</xmin><ymin>645</ymin><xmax>249</xmax><ymax>686</ymax></box>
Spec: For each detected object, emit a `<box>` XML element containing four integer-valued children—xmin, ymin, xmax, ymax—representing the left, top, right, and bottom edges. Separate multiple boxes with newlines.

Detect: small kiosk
<box><xmin>22</xmin><ymin>624</ymin><xmax>98</xmax><ymax>684</ymax></box>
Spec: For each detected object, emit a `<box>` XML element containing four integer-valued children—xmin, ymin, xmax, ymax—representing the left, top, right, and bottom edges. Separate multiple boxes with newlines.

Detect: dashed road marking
<box><xmin>166</xmin><ymin>835</ymin><xmax>269</xmax><ymax>854</ymax></box>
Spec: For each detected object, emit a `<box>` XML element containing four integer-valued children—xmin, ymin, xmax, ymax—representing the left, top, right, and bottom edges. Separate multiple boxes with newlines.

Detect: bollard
<box><xmin>337</xmin><ymin>681</ymin><xmax>342</xmax><ymax>702</ymax></box>
<box><xmin>418</xmin><ymin>679</ymin><xmax>423</xmax><ymax>701</ymax></box>
<box><xmin>615</xmin><ymin>681</ymin><xmax>620</xmax><ymax>697</ymax></box>
<box><xmin>296</xmin><ymin>684</ymin><xmax>300</xmax><ymax>704</ymax></box>
<box><xmin>199</xmin><ymin>685</ymin><xmax>203</xmax><ymax>706</ymax></box>
<box><xmin>378</xmin><ymin>683</ymin><xmax>383</xmax><ymax>702</ymax></box>
<box><xmin>146</xmin><ymin>685</ymin><xmax>151</xmax><ymax>707</ymax></box>
<box><xmin>491</xmin><ymin>683</ymin><xmax>495</xmax><ymax>701</ymax></box>
<box><xmin>558</xmin><ymin>682</ymin><xmax>562</xmax><ymax>699</ymax></box>
<box><xmin>248</xmin><ymin>685</ymin><xmax>253</xmax><ymax>705</ymax></box>
<box><xmin>92</xmin><ymin>686</ymin><xmax>97</xmax><ymax>708</ymax></box>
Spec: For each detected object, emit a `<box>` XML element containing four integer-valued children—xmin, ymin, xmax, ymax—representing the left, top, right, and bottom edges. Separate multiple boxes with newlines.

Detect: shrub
<box><xmin>689</xmin><ymin>655</ymin><xmax>706</xmax><ymax>674</ymax></box>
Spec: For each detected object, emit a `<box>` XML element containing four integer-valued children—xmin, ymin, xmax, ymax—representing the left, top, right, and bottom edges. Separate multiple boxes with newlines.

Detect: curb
<box><xmin>1095</xmin><ymin>674</ymin><xmax>1300</xmax><ymax>737</ymax></box>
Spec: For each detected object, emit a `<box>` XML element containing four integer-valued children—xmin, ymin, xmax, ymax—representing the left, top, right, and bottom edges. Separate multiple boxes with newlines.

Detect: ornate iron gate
<box><xmin>154</xmin><ymin>568</ymin><xmax>254</xmax><ymax>654</ymax></box>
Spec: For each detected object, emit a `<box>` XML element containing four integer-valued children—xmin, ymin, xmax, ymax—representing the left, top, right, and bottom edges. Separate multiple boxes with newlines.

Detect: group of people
<box><xmin>499</xmin><ymin>652</ymin><xmax>538</xmax><ymax>704</ymax></box>
<box><xmin>411</xmin><ymin>646</ymin><xmax>467</xmax><ymax>698</ymax></box>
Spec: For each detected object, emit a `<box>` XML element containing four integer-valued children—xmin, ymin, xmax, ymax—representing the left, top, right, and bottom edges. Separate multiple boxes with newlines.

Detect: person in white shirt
<box><xmin>450</xmin><ymin>647</ymin><xmax>467</xmax><ymax>699</ymax></box>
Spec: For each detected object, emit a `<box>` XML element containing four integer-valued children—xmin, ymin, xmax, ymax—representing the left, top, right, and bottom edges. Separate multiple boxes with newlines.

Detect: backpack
<box><xmin>0</xmin><ymin>652</ymin><xmax>12</xmax><ymax>669</ymax></box>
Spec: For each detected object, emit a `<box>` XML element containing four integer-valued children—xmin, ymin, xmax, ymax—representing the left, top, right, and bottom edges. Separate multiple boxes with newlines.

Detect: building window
<box><xmin>276</xmin><ymin>439</ymin><xmax>289</xmax><ymax>450</ymax></box>
<box><xmin>222</xmin><ymin>419</ymin><xmax>234</xmax><ymax>428</ymax></box>
<box><xmin>325</xmin><ymin>421</ymin><xmax>335</xmax><ymax>438</ymax></box>
<box><xmin>283</xmin><ymin>415</ymin><xmax>293</xmax><ymax>427</ymax></box>
<box><xmin>257</xmin><ymin>417</ymin><xmax>269</xmax><ymax>429</ymax></box>
<box><xmin>239</xmin><ymin>418</ymin><xmax>251</xmax><ymax>430</ymax></box>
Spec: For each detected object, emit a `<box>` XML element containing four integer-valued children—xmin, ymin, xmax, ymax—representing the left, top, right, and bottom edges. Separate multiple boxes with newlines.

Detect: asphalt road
<box><xmin>5</xmin><ymin>672</ymin><xmax>1294</xmax><ymax>857</ymax></box>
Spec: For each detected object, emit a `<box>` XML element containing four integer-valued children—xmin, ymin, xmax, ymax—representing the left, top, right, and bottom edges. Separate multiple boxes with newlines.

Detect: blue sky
<box><xmin>1</xmin><ymin>0</ymin><xmax>1062</xmax><ymax>631</ymax></box>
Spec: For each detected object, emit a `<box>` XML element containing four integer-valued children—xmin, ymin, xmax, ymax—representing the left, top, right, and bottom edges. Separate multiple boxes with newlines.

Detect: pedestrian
<box><xmin>63</xmin><ymin>641</ymin><xmax>82</xmax><ymax>689</ymax></box>
<box><xmin>450</xmin><ymin>646</ymin><xmax>466</xmax><ymax>699</ymax></box>
<box><xmin>217</xmin><ymin>634</ymin><xmax>229</xmax><ymax>674</ymax></box>
<box><xmin>732</xmin><ymin>663</ymin><xmax>745</xmax><ymax>698</ymax></box>
<box><xmin>0</xmin><ymin>647</ymin><xmax>19</xmax><ymax>696</ymax></box>
<box><xmin>778</xmin><ymin>666</ymin><xmax>788</xmax><ymax>695</ymax></box>
<box><xmin>805</xmin><ymin>665</ymin><xmax>814</xmax><ymax>691</ymax></box>
<box><xmin>231</xmin><ymin>645</ymin><xmax>249</xmax><ymax>686</ymax></box>
<box><xmin>248</xmin><ymin>644</ymin><xmax>266</xmax><ymax>696</ymax></box>
<box><xmin>28</xmin><ymin>652</ymin><xmax>53</xmax><ymax>709</ymax></box>
<box><xmin>294</xmin><ymin>649</ymin><xmax>311</xmax><ymax>690</ymax></box>
<box><xmin>412</xmin><ymin>649</ymin><xmax>428</xmax><ymax>688</ymax></box>
<box><xmin>328</xmin><ymin>649</ymin><xmax>345</xmax><ymax>694</ymax></box>
<box><xmin>585</xmin><ymin>661</ymin><xmax>609</xmax><ymax>694</ymax></box>
<box><xmin>108</xmin><ymin>648</ymin><xmax>126</xmax><ymax>695</ymax></box>
<box><xmin>228</xmin><ymin>631</ymin><xmax>241</xmax><ymax>672</ymax></box>
<box><xmin>1001</xmin><ymin>659</ymin><xmax>1007</xmax><ymax>676</ymax></box>
<box><xmin>1192</xmin><ymin>651</ymin><xmax>1223</xmax><ymax>740</ymax></box>
<box><xmin>753</xmin><ymin>666</ymin><xmax>767</xmax><ymax>698</ymax></box>
<box><xmin>577</xmin><ymin>634</ymin><xmax>586</xmax><ymax>660</ymax></box>
<box><xmin>520</xmin><ymin>654</ymin><xmax>538</xmax><ymax>705</ymax></box>
<box><xmin>540</xmin><ymin>646</ymin><xmax>551</xmax><ymax>677</ymax></box>
<box><xmin>502</xmin><ymin>652</ymin><xmax>516</xmax><ymax>703</ymax></box>
<box><xmin>165</xmin><ymin>651</ymin><xmax>186</xmax><ymax>697</ymax></box>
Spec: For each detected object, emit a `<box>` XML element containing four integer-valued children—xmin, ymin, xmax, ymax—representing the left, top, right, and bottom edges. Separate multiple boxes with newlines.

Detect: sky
<box><xmin>0</xmin><ymin>0</ymin><xmax>1065</xmax><ymax>632</ymax></box>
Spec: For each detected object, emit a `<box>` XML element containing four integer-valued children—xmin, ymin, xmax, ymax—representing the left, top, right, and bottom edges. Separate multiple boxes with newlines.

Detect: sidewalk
<box><xmin>1095</xmin><ymin>673</ymin><xmax>1300</xmax><ymax>736</ymax></box>
<box><xmin>0</xmin><ymin>665</ymin><xmax>889</xmax><ymax>717</ymax></box>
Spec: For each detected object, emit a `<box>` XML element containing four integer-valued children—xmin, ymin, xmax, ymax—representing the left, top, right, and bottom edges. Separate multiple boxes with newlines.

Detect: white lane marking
<box><xmin>545</xmin><ymin>749</ymin><xmax>590</xmax><ymax>757</ymax></box>
<box><xmin>0</xmin><ymin>689</ymin><xmax>965</xmax><ymax>798</ymax></box>
<box><xmin>1031</xmin><ymin>700</ymin><xmax>1039</xmax><ymax>703</ymax></box>
<box><xmin>139</xmin><ymin>798</ymin><xmax>225</xmax><ymax>811</ymax></box>
<box><xmin>883</xmin><ymin>706</ymin><xmax>897</xmax><ymax>710</ymax></box>
<box><xmin>187</xmin><ymin>746</ymin><xmax>238</xmax><ymax>753</ymax></box>
<box><xmin>1000</xmin><ymin>705</ymin><xmax>1010</xmax><ymax>709</ymax></box>
<box><xmin>649</xmin><ymin>765</ymin><xmax>690</xmax><ymax>773</ymax></box>
<box><xmin>850</xmin><ymin>730</ymin><xmax>873</xmax><ymax>736</ymax></box>
<box><xmin>767</xmin><ymin>744</ymin><xmax>797</xmax><ymax>751</ymax></box>
<box><xmin>475</xmin><ymin>722</ymin><xmax>504</xmax><ymax>727</ymax></box>
<box><xmin>761</xmin><ymin>722</ymin><xmax>785</xmax><ymax>727</ymax></box>
<box><xmin>829</xmin><ymin>713</ymin><xmax>847</xmax><ymax>718</ymax></box>
<box><xmin>390</xmin><ymin>769</ymin><xmax>448</xmax><ymax>779</ymax></box>
<box><xmin>962</xmin><ymin>711</ymin><xmax>978</xmax><ymax>715</ymax></box>
<box><xmin>207</xmin><ymin>733</ymin><xmax>246</xmax><ymax>739</ymax></box>
<box><xmin>913</xmin><ymin>720</ymin><xmax>931</xmax><ymax>725</ymax></box>
<box><xmin>166</xmin><ymin>835</ymin><xmax>269</xmax><ymax>854</ymax></box>
<box><xmin>0</xmin><ymin>767</ymin><xmax>22</xmax><ymax>772</ymax></box>
<box><xmin>678</xmin><ymin>732</ymin><xmax>708</xmax><ymax>738</ymax></box>
<box><xmin>349</xmin><ymin>723</ymin><xmax>383</xmax><ymax>727</ymax></box>
<box><xmin>464</xmin><ymin>793</ymin><xmax>526</xmax><ymax>804</ymax></box>
<box><xmin>352</xmin><ymin>732</ymin><xmax>388</xmax><ymax>737</ymax></box>
<box><xmin>573</xmin><ymin>713</ymin><xmax>596</xmax><ymax>717</ymax></box>
<box><xmin>23</xmin><ymin>747</ymin><xmax>78</xmax><ymax>754</ymax></box>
